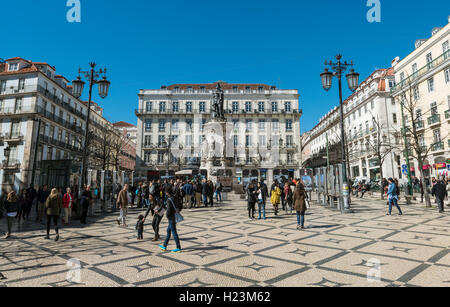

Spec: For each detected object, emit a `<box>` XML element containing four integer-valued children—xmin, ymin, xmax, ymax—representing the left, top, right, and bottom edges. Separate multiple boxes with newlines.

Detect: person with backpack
<box><xmin>159</xmin><ymin>189</ymin><xmax>182</xmax><ymax>253</ymax></box>
<box><xmin>45</xmin><ymin>188</ymin><xmax>62</xmax><ymax>241</ymax></box>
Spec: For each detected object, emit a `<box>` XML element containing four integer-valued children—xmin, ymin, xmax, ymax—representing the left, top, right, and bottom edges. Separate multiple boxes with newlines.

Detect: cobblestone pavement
<box><xmin>0</xmin><ymin>196</ymin><xmax>449</xmax><ymax>287</ymax></box>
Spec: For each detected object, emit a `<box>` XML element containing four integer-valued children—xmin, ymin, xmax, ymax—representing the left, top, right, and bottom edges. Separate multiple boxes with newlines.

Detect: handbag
<box><xmin>305</xmin><ymin>199</ymin><xmax>310</xmax><ymax>209</ymax></box>
<box><xmin>169</xmin><ymin>198</ymin><xmax>184</xmax><ymax>223</ymax></box>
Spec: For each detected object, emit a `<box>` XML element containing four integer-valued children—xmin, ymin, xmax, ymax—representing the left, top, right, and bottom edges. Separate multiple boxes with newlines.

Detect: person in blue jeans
<box><xmin>159</xmin><ymin>190</ymin><xmax>182</xmax><ymax>253</ymax></box>
<box><xmin>387</xmin><ymin>178</ymin><xmax>402</xmax><ymax>216</ymax></box>
<box><xmin>293</xmin><ymin>183</ymin><xmax>308</xmax><ymax>230</ymax></box>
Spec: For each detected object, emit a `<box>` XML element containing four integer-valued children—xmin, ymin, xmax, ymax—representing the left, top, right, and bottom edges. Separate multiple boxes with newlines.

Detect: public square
<box><xmin>1</xmin><ymin>195</ymin><xmax>449</xmax><ymax>287</ymax></box>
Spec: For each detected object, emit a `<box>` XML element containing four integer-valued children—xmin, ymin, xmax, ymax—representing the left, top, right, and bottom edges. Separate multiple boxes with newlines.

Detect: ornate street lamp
<box><xmin>320</xmin><ymin>54</ymin><xmax>359</xmax><ymax>213</ymax></box>
<box><xmin>71</xmin><ymin>63</ymin><xmax>110</xmax><ymax>196</ymax></box>
<box><xmin>320</xmin><ymin>69</ymin><xmax>333</xmax><ymax>91</ymax></box>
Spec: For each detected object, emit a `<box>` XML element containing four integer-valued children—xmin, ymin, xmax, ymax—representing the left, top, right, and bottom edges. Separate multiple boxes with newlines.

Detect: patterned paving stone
<box><xmin>0</xmin><ymin>195</ymin><xmax>448</xmax><ymax>287</ymax></box>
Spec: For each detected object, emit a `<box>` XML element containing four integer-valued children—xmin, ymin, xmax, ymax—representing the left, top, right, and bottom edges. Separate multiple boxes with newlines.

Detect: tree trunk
<box><xmin>379</xmin><ymin>166</ymin><xmax>384</xmax><ymax>200</ymax></box>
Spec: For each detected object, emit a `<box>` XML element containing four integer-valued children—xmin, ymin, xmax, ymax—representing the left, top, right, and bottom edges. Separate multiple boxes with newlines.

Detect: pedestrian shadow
<box><xmin>307</xmin><ymin>224</ymin><xmax>340</xmax><ymax>229</ymax></box>
<box><xmin>181</xmin><ymin>246</ymin><xmax>227</xmax><ymax>252</ymax></box>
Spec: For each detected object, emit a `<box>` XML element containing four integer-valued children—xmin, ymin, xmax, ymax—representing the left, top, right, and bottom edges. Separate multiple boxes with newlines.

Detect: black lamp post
<box><xmin>320</xmin><ymin>55</ymin><xmax>359</xmax><ymax>213</ymax></box>
<box><xmin>72</xmin><ymin>63</ymin><xmax>110</xmax><ymax>196</ymax></box>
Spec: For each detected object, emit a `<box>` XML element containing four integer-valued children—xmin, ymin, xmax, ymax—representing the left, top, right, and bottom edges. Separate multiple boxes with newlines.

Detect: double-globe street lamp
<box><xmin>320</xmin><ymin>55</ymin><xmax>360</xmax><ymax>213</ymax></box>
<box><xmin>72</xmin><ymin>63</ymin><xmax>110</xmax><ymax>196</ymax></box>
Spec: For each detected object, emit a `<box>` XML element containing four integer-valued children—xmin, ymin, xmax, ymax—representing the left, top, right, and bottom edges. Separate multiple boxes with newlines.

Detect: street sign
<box><xmin>402</xmin><ymin>165</ymin><xmax>409</xmax><ymax>175</ymax></box>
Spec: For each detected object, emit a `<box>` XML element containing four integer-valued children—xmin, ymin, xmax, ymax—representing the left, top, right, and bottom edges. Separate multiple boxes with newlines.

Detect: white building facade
<box><xmin>391</xmin><ymin>17</ymin><xmax>450</xmax><ymax>179</ymax></box>
<box><xmin>135</xmin><ymin>82</ymin><xmax>302</xmax><ymax>187</ymax></box>
<box><xmin>0</xmin><ymin>57</ymin><xmax>88</xmax><ymax>193</ymax></box>
<box><xmin>302</xmin><ymin>69</ymin><xmax>402</xmax><ymax>181</ymax></box>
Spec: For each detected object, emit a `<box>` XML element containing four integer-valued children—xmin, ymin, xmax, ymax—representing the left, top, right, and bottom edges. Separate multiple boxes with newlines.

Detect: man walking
<box><xmin>80</xmin><ymin>185</ymin><xmax>92</xmax><ymax>224</ymax></box>
<box><xmin>182</xmin><ymin>181</ymin><xmax>194</xmax><ymax>209</ymax></box>
<box><xmin>36</xmin><ymin>185</ymin><xmax>50</xmax><ymax>222</ymax></box>
<box><xmin>432</xmin><ymin>177</ymin><xmax>447</xmax><ymax>213</ymax></box>
<box><xmin>116</xmin><ymin>184</ymin><xmax>129</xmax><ymax>227</ymax></box>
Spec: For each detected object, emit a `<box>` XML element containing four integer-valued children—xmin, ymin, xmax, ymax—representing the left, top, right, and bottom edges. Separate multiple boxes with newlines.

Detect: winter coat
<box><xmin>271</xmin><ymin>186</ymin><xmax>281</xmax><ymax>205</ymax></box>
<box><xmin>293</xmin><ymin>188</ymin><xmax>308</xmax><ymax>213</ymax></box>
<box><xmin>182</xmin><ymin>183</ymin><xmax>194</xmax><ymax>196</ymax></box>
<box><xmin>432</xmin><ymin>181</ymin><xmax>448</xmax><ymax>200</ymax></box>
<box><xmin>4</xmin><ymin>200</ymin><xmax>19</xmax><ymax>213</ymax></box>
<box><xmin>62</xmin><ymin>193</ymin><xmax>73</xmax><ymax>209</ymax></box>
<box><xmin>116</xmin><ymin>189</ymin><xmax>129</xmax><ymax>208</ymax></box>
<box><xmin>166</xmin><ymin>196</ymin><xmax>182</xmax><ymax>220</ymax></box>
<box><xmin>45</xmin><ymin>194</ymin><xmax>62</xmax><ymax>216</ymax></box>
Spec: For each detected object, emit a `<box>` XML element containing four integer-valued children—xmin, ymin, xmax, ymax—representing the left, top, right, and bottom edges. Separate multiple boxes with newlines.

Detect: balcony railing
<box><xmin>445</xmin><ymin>110</ymin><xmax>450</xmax><ymax>120</ymax></box>
<box><xmin>3</xmin><ymin>132</ymin><xmax>24</xmax><ymax>141</ymax></box>
<box><xmin>1</xmin><ymin>159</ymin><xmax>21</xmax><ymax>169</ymax></box>
<box><xmin>0</xmin><ymin>85</ymin><xmax>38</xmax><ymax>95</ymax></box>
<box><xmin>431</xmin><ymin>141</ymin><xmax>444</xmax><ymax>152</ymax></box>
<box><xmin>415</xmin><ymin>120</ymin><xmax>425</xmax><ymax>130</ymax></box>
<box><xmin>427</xmin><ymin>114</ymin><xmax>441</xmax><ymax>126</ymax></box>
<box><xmin>37</xmin><ymin>86</ymin><xmax>86</xmax><ymax>121</ymax></box>
<box><xmin>0</xmin><ymin>106</ymin><xmax>36</xmax><ymax>115</ymax></box>
<box><xmin>391</xmin><ymin>50</ymin><xmax>450</xmax><ymax>94</ymax></box>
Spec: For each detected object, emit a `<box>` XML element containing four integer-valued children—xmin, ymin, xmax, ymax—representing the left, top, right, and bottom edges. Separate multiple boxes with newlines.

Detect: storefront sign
<box><xmin>434</xmin><ymin>163</ymin><xmax>447</xmax><ymax>169</ymax></box>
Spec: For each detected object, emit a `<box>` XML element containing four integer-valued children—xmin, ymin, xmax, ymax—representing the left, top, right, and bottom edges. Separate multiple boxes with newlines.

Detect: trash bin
<box><xmin>221</xmin><ymin>192</ymin><xmax>228</xmax><ymax>201</ymax></box>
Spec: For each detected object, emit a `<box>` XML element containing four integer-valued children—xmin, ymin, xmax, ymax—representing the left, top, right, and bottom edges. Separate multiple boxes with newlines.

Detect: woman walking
<box><xmin>387</xmin><ymin>178</ymin><xmax>403</xmax><ymax>216</ymax></box>
<box><xmin>16</xmin><ymin>190</ymin><xmax>26</xmax><ymax>224</ymax></box>
<box><xmin>257</xmin><ymin>183</ymin><xmax>266</xmax><ymax>220</ymax></box>
<box><xmin>144</xmin><ymin>194</ymin><xmax>166</xmax><ymax>242</ymax></box>
<box><xmin>270</xmin><ymin>183</ymin><xmax>281</xmax><ymax>216</ymax></box>
<box><xmin>283</xmin><ymin>182</ymin><xmax>293</xmax><ymax>215</ymax></box>
<box><xmin>45</xmin><ymin>188</ymin><xmax>62</xmax><ymax>241</ymax></box>
<box><xmin>4</xmin><ymin>192</ymin><xmax>19</xmax><ymax>239</ymax></box>
<box><xmin>159</xmin><ymin>190</ymin><xmax>182</xmax><ymax>253</ymax></box>
<box><xmin>62</xmin><ymin>188</ymin><xmax>73</xmax><ymax>225</ymax></box>
<box><xmin>293</xmin><ymin>183</ymin><xmax>308</xmax><ymax>230</ymax></box>
<box><xmin>247</xmin><ymin>182</ymin><xmax>257</xmax><ymax>220</ymax></box>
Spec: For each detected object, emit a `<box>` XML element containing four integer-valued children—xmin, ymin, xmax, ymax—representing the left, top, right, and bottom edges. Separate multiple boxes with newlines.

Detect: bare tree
<box><xmin>364</xmin><ymin>113</ymin><xmax>398</xmax><ymax>199</ymax></box>
<box><xmin>394</xmin><ymin>77</ymin><xmax>449</xmax><ymax>208</ymax></box>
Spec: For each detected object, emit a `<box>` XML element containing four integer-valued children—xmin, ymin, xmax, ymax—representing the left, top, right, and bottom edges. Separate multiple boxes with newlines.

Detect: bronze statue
<box><xmin>212</xmin><ymin>83</ymin><xmax>225</xmax><ymax>120</ymax></box>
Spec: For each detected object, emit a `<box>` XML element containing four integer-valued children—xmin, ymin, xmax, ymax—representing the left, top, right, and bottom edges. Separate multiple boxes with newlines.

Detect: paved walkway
<box><xmin>0</xmin><ymin>196</ymin><xmax>449</xmax><ymax>287</ymax></box>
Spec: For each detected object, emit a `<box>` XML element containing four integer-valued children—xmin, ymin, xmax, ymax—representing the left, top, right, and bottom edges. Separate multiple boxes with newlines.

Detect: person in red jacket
<box><xmin>62</xmin><ymin>187</ymin><xmax>74</xmax><ymax>225</ymax></box>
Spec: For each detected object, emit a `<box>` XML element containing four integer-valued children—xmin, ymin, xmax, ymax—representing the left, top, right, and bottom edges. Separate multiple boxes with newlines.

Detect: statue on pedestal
<box><xmin>212</xmin><ymin>83</ymin><xmax>225</xmax><ymax>120</ymax></box>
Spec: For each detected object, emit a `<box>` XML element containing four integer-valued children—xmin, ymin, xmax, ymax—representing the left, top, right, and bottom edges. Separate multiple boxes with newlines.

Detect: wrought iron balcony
<box><xmin>1</xmin><ymin>159</ymin><xmax>21</xmax><ymax>169</ymax></box>
<box><xmin>3</xmin><ymin>132</ymin><xmax>24</xmax><ymax>142</ymax></box>
<box><xmin>427</xmin><ymin>114</ymin><xmax>441</xmax><ymax>126</ymax></box>
<box><xmin>415</xmin><ymin>120</ymin><xmax>425</xmax><ymax>130</ymax></box>
<box><xmin>391</xmin><ymin>50</ymin><xmax>450</xmax><ymax>94</ymax></box>
<box><xmin>445</xmin><ymin>110</ymin><xmax>450</xmax><ymax>120</ymax></box>
<box><xmin>431</xmin><ymin>141</ymin><xmax>444</xmax><ymax>152</ymax></box>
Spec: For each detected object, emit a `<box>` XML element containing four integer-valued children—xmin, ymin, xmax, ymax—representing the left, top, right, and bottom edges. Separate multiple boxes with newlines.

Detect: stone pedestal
<box><xmin>201</xmin><ymin>120</ymin><xmax>236</xmax><ymax>185</ymax></box>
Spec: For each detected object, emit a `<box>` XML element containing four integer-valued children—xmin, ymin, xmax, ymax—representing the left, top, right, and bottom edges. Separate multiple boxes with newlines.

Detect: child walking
<box><xmin>136</xmin><ymin>215</ymin><xmax>145</xmax><ymax>240</ymax></box>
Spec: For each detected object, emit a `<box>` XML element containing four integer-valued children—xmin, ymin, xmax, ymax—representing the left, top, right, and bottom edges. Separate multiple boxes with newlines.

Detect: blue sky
<box><xmin>1</xmin><ymin>0</ymin><xmax>449</xmax><ymax>132</ymax></box>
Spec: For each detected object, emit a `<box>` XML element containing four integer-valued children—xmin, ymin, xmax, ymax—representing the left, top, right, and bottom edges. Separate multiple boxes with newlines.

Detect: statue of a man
<box><xmin>213</xmin><ymin>83</ymin><xmax>225</xmax><ymax>120</ymax></box>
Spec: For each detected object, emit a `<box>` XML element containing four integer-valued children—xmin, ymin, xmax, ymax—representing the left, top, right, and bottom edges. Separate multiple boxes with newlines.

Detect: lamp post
<box><xmin>321</xmin><ymin>55</ymin><xmax>359</xmax><ymax>213</ymax></box>
<box><xmin>72</xmin><ymin>63</ymin><xmax>110</xmax><ymax>196</ymax></box>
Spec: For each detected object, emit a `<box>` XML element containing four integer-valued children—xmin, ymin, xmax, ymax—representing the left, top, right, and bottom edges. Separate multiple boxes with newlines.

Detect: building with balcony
<box><xmin>391</xmin><ymin>17</ymin><xmax>450</xmax><ymax>178</ymax></box>
<box><xmin>302</xmin><ymin>68</ymin><xmax>402</xmax><ymax>181</ymax></box>
<box><xmin>0</xmin><ymin>57</ymin><xmax>120</xmax><ymax>193</ymax></box>
<box><xmin>135</xmin><ymin>81</ymin><xmax>302</xmax><ymax>187</ymax></box>
<box><xmin>113</xmin><ymin>121</ymin><xmax>137</xmax><ymax>172</ymax></box>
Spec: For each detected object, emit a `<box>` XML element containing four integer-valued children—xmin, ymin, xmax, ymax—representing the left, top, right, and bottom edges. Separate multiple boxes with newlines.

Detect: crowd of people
<box><xmin>0</xmin><ymin>184</ymin><xmax>94</xmax><ymax>239</ymax></box>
